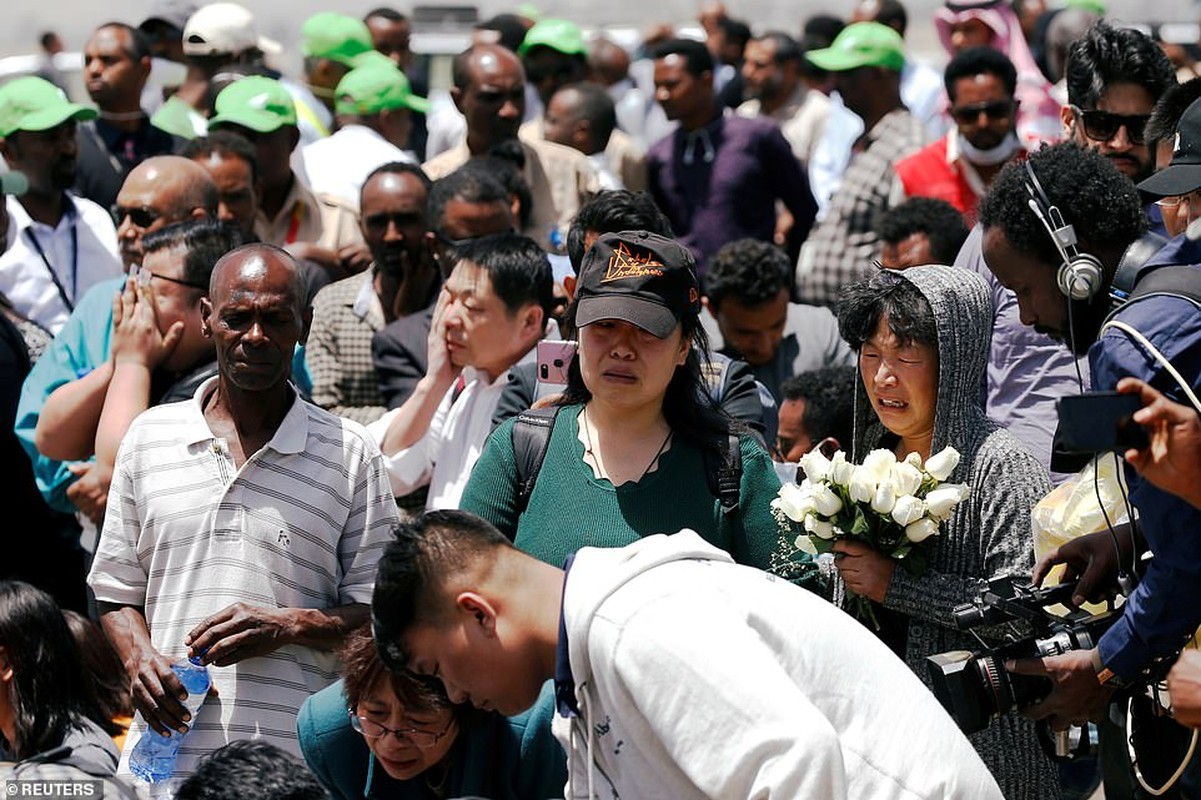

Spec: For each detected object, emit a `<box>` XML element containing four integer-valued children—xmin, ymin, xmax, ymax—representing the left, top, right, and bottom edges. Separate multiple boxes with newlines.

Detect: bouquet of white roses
<box><xmin>771</xmin><ymin>446</ymin><xmax>970</xmax><ymax>626</ymax></box>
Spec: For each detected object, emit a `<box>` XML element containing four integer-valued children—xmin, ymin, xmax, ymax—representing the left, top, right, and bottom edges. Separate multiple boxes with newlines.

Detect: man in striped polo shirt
<box><xmin>88</xmin><ymin>243</ymin><xmax>400</xmax><ymax>785</ymax></box>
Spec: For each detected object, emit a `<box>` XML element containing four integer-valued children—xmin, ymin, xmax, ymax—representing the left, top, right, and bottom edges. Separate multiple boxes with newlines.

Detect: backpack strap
<box><xmin>704</xmin><ymin>432</ymin><xmax>743</xmax><ymax>515</ymax></box>
<box><xmin>512</xmin><ymin>406</ymin><xmax>561</xmax><ymax>519</ymax></box>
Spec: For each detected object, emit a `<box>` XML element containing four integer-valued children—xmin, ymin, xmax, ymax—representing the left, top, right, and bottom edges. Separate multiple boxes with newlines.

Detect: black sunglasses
<box><xmin>1070</xmin><ymin>105</ymin><xmax>1150</xmax><ymax>145</ymax></box>
<box><xmin>112</xmin><ymin>204</ymin><xmax>162</xmax><ymax>229</ymax></box>
<box><xmin>950</xmin><ymin>100</ymin><xmax>1015</xmax><ymax>125</ymax></box>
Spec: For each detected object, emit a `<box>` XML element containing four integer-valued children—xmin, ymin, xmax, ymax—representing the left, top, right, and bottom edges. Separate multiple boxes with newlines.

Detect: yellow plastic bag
<box><xmin>1031</xmin><ymin>454</ymin><xmax>1130</xmax><ymax>616</ymax></box>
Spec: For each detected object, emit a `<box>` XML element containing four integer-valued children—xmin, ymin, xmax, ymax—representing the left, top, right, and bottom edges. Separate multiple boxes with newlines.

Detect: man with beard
<box><xmin>895</xmin><ymin>47</ymin><xmax>1023</xmax><ymax>227</ymax></box>
<box><xmin>736</xmin><ymin>31</ymin><xmax>830</xmax><ymax>168</ymax></box>
<box><xmin>305</xmin><ymin>163</ymin><xmax>438</xmax><ymax>424</ymax></box>
<box><xmin>0</xmin><ymin>77</ymin><xmax>121</xmax><ymax>336</ymax></box>
<box><xmin>1061</xmin><ymin>22</ymin><xmax>1176</xmax><ymax>192</ymax></box>
<box><xmin>980</xmin><ymin>143</ymin><xmax>1201</xmax><ymax>795</ymax></box>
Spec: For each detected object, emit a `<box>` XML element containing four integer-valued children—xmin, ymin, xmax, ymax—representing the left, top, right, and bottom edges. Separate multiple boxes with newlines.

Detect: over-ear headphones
<box><xmin>1023</xmin><ymin>160</ymin><xmax>1104</xmax><ymax>301</ymax></box>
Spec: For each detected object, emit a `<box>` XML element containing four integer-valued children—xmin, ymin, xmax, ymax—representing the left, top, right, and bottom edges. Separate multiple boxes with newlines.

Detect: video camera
<box><xmin>927</xmin><ymin>576</ymin><xmax>1119</xmax><ymax>757</ymax></box>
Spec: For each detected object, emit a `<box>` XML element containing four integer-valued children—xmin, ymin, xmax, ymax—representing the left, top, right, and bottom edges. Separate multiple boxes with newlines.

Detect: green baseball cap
<box><xmin>335</xmin><ymin>63</ymin><xmax>430</xmax><ymax>116</ymax></box>
<box><xmin>208</xmin><ymin>76</ymin><xmax>298</xmax><ymax>133</ymax></box>
<box><xmin>519</xmin><ymin>18</ymin><xmax>586</xmax><ymax>56</ymax></box>
<box><xmin>806</xmin><ymin>22</ymin><xmax>906</xmax><ymax>73</ymax></box>
<box><xmin>301</xmin><ymin>12</ymin><xmax>373</xmax><ymax>67</ymax></box>
<box><xmin>0</xmin><ymin>76</ymin><xmax>97</xmax><ymax>138</ymax></box>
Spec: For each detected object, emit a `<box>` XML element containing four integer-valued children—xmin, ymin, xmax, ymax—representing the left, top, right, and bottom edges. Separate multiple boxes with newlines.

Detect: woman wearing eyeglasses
<box><xmin>297</xmin><ymin>629</ymin><xmax>565</xmax><ymax>800</ymax></box>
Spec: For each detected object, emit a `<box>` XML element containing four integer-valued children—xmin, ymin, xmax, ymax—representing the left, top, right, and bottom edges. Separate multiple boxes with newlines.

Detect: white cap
<box><xmin>182</xmin><ymin>2</ymin><xmax>282</xmax><ymax>57</ymax></box>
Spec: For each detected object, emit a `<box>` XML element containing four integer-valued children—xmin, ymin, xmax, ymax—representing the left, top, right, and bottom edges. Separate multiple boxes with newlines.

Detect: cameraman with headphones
<box><xmin>980</xmin><ymin>140</ymin><xmax>1201</xmax><ymax>794</ymax></box>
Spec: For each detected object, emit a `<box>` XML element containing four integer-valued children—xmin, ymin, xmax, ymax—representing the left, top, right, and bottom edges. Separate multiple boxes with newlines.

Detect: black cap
<box><xmin>574</xmin><ymin>231</ymin><xmax>700</xmax><ymax>338</ymax></box>
<box><xmin>1138</xmin><ymin>96</ymin><xmax>1201</xmax><ymax>198</ymax></box>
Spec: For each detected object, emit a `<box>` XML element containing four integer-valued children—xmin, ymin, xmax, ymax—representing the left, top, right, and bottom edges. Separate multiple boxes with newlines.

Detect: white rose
<box><xmin>805</xmin><ymin>515</ymin><xmax>836</xmax><ymax>539</ymax></box>
<box><xmin>829</xmin><ymin>450</ymin><xmax>854</xmax><ymax>486</ymax></box>
<box><xmin>891</xmin><ymin>461</ymin><xmax>924</xmax><ymax>497</ymax></box>
<box><xmin>862</xmin><ymin>449</ymin><xmax>897</xmax><ymax>482</ymax></box>
<box><xmin>871</xmin><ymin>479</ymin><xmax>896</xmax><ymax>515</ymax></box>
<box><xmin>794</xmin><ymin>534</ymin><xmax>819</xmax><ymax>555</ymax></box>
<box><xmin>891</xmin><ymin>495</ymin><xmax>926</xmax><ymax>526</ymax></box>
<box><xmin>925</xmin><ymin>484</ymin><xmax>968</xmax><ymax>521</ymax></box>
<box><xmin>847</xmin><ymin>465</ymin><xmax>877</xmax><ymax>504</ymax></box>
<box><xmin>904</xmin><ymin>451</ymin><xmax>922</xmax><ymax>468</ymax></box>
<box><xmin>775</xmin><ymin>483</ymin><xmax>817</xmax><ymax>523</ymax></box>
<box><xmin>925</xmin><ymin>446</ymin><xmax>961</xmax><ymax>482</ymax></box>
<box><xmin>811</xmin><ymin>484</ymin><xmax>844</xmax><ymax>517</ymax></box>
<box><xmin>799</xmin><ymin>449</ymin><xmax>833</xmax><ymax>483</ymax></box>
<box><xmin>905</xmin><ymin>517</ymin><xmax>940</xmax><ymax>543</ymax></box>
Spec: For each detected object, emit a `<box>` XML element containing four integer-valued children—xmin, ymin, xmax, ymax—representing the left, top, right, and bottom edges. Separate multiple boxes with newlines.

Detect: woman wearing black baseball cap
<box><xmin>460</xmin><ymin>230</ymin><xmax>812</xmax><ymax>583</ymax></box>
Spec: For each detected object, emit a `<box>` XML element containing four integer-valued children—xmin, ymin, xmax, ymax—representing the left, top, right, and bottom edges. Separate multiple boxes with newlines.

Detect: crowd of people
<box><xmin>3</xmin><ymin>0</ymin><xmax>1201</xmax><ymax>798</ymax></box>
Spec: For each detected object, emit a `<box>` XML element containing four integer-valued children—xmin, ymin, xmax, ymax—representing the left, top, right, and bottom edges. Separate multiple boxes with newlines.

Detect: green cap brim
<box><xmin>402</xmin><ymin>95</ymin><xmax>430</xmax><ymax>114</ymax></box>
<box><xmin>9</xmin><ymin>104</ymin><xmax>97</xmax><ymax>135</ymax></box>
<box><xmin>806</xmin><ymin>47</ymin><xmax>894</xmax><ymax>72</ymax></box>
<box><xmin>208</xmin><ymin>109</ymin><xmax>288</xmax><ymax>133</ymax></box>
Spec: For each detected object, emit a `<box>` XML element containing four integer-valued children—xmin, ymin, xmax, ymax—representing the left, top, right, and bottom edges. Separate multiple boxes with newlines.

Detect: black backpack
<box><xmin>510</xmin><ymin>406</ymin><xmax>743</xmax><ymax>517</ymax></box>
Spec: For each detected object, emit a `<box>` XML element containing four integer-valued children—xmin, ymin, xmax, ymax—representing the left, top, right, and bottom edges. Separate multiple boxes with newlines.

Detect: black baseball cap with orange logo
<box><xmin>574</xmin><ymin>231</ymin><xmax>701</xmax><ymax>338</ymax></box>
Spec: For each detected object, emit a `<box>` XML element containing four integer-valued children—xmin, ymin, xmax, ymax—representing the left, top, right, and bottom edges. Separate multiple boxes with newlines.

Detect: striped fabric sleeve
<box><xmin>88</xmin><ymin>431</ymin><xmax>149</xmax><ymax>607</ymax></box>
<box><xmin>334</xmin><ymin>419</ymin><xmax>401</xmax><ymax>605</ymax></box>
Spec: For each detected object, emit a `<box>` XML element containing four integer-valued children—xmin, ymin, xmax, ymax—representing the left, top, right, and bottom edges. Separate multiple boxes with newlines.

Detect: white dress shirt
<box><xmin>299</xmin><ymin>124</ymin><xmax>416</xmax><ymax>211</ymax></box>
<box><xmin>1</xmin><ymin>193</ymin><xmax>121</xmax><ymax>335</ymax></box>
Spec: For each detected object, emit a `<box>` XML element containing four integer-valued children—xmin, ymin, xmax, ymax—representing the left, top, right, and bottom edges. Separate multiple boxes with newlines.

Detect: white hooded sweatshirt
<box><xmin>553</xmin><ymin>530</ymin><xmax>1005</xmax><ymax>799</ymax></box>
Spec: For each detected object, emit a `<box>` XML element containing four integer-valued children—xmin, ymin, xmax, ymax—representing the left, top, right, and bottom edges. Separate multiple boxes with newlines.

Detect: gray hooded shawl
<box><xmin>848</xmin><ymin>265</ymin><xmax>1059</xmax><ymax>800</ymax></box>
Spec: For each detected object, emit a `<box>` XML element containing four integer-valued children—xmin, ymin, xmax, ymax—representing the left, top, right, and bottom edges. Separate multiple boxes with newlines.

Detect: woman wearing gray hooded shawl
<box><xmin>833</xmin><ymin>265</ymin><xmax>1059</xmax><ymax>799</ymax></box>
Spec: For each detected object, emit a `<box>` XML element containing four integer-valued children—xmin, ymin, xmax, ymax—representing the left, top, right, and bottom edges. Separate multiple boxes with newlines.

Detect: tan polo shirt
<box><xmin>254</xmin><ymin>172</ymin><xmax>363</xmax><ymax>250</ymax></box>
<box><xmin>423</xmin><ymin>135</ymin><xmax>599</xmax><ymax>253</ymax></box>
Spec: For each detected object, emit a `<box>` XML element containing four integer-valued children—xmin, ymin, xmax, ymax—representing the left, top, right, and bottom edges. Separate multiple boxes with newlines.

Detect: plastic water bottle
<box><xmin>129</xmin><ymin>656</ymin><xmax>211</xmax><ymax>783</ymax></box>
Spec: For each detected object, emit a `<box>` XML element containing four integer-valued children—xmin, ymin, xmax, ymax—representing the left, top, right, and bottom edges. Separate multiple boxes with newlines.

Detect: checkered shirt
<box><xmin>306</xmin><ymin>270</ymin><xmax>388</xmax><ymax>424</ymax></box>
<box><xmin>795</xmin><ymin>109</ymin><xmax>927</xmax><ymax>307</ymax></box>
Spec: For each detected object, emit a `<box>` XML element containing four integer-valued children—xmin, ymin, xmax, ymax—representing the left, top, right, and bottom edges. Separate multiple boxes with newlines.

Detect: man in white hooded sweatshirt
<box><xmin>372</xmin><ymin>510</ymin><xmax>1004</xmax><ymax>800</ymax></box>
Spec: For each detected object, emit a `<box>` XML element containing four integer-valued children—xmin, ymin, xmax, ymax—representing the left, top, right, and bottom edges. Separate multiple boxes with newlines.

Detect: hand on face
<box><xmin>110</xmin><ymin>274</ymin><xmax>183</xmax><ymax>370</ymax></box>
<box><xmin>427</xmin><ymin>286</ymin><xmax>464</xmax><ymax>384</ymax></box>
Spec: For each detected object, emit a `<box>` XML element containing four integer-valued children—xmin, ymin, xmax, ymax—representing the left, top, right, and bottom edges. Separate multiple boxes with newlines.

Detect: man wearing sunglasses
<box><xmin>895</xmin><ymin>47</ymin><xmax>1022</xmax><ymax>227</ymax></box>
<box><xmin>1061</xmin><ymin>22</ymin><xmax>1176</xmax><ymax>187</ymax></box>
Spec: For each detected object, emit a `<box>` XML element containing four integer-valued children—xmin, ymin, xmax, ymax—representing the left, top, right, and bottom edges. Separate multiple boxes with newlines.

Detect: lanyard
<box><xmin>285</xmin><ymin>202</ymin><xmax>303</xmax><ymax>245</ymax></box>
<box><xmin>24</xmin><ymin>223</ymin><xmax>79</xmax><ymax>314</ymax></box>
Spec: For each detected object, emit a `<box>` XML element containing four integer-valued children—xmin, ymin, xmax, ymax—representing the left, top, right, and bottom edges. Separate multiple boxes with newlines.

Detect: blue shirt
<box><xmin>1091</xmin><ymin>236</ymin><xmax>1201</xmax><ymax>680</ymax></box>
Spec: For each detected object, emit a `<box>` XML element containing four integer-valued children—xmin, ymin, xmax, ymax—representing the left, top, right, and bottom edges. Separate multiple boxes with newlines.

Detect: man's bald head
<box><xmin>115</xmin><ymin>156</ymin><xmax>219</xmax><ymax>269</ymax></box>
<box><xmin>205</xmin><ymin>244</ymin><xmax>310</xmax><ymax>393</ymax></box>
<box><xmin>451</xmin><ymin>44</ymin><xmax>526</xmax><ymax>154</ymax></box>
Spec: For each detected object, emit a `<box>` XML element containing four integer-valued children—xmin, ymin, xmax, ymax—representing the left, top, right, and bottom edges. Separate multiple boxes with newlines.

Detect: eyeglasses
<box><xmin>1155</xmin><ymin>190</ymin><xmax>1201</xmax><ymax>209</ymax></box>
<box><xmin>950</xmin><ymin>100</ymin><xmax>1015</xmax><ymax>125</ymax></box>
<box><xmin>112</xmin><ymin>204</ymin><xmax>162</xmax><ymax>229</ymax></box>
<box><xmin>348</xmin><ymin>710</ymin><xmax>453</xmax><ymax>747</ymax></box>
<box><xmin>1070</xmin><ymin>105</ymin><xmax>1150</xmax><ymax>145</ymax></box>
<box><xmin>133</xmin><ymin>265</ymin><xmax>208</xmax><ymax>291</ymax></box>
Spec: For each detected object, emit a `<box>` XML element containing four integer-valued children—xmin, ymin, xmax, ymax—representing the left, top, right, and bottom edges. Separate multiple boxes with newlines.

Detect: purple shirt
<box><xmin>646</xmin><ymin>113</ymin><xmax>816</xmax><ymax>279</ymax></box>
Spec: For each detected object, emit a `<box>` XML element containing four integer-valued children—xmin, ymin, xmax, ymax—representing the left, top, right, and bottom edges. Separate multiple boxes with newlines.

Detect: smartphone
<box><xmin>537</xmin><ymin>340</ymin><xmax>577</xmax><ymax>386</ymax></box>
<box><xmin>1056</xmin><ymin>391</ymin><xmax>1150</xmax><ymax>454</ymax></box>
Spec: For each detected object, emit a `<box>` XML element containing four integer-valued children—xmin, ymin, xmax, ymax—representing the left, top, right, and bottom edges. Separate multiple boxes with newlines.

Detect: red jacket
<box><xmin>894</xmin><ymin>135</ymin><xmax>979</xmax><ymax>226</ymax></box>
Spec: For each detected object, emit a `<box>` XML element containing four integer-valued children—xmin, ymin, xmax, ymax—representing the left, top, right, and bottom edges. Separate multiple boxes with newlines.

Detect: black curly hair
<box><xmin>704</xmin><ymin>238</ymin><xmax>792</xmax><ymax>309</ymax></box>
<box><xmin>977</xmin><ymin>142</ymin><xmax>1147</xmax><ymax>270</ymax></box>
<box><xmin>875</xmin><ymin>198</ymin><xmax>970</xmax><ymax>266</ymax></box>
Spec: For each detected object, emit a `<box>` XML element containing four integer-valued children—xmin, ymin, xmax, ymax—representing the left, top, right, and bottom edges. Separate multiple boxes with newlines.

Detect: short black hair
<box><xmin>978</xmin><ymin>142</ymin><xmax>1147</xmax><ymax>269</ymax></box>
<box><xmin>1146</xmin><ymin>77</ymin><xmax>1201</xmax><ymax>155</ymax></box>
<box><xmin>364</xmin><ymin>7</ymin><xmax>406</xmax><ymax>23</ymax></box>
<box><xmin>836</xmin><ymin>268</ymin><xmax>937</xmax><ymax>351</ymax></box>
<box><xmin>705</xmin><ymin>239</ymin><xmax>793</xmax><ymax>308</ymax></box>
<box><xmin>466</xmin><ymin>147</ymin><xmax>531</xmax><ymax>230</ymax></box>
<box><xmin>428</xmin><ymin>166</ymin><xmax>510</xmax><ymax>233</ymax></box>
<box><xmin>372</xmin><ymin>511</ymin><xmax>514</xmax><ymax>672</ymax></box>
<box><xmin>1064</xmin><ymin>21</ymin><xmax>1176</xmax><ymax>110</ymax></box>
<box><xmin>803</xmin><ymin>14</ymin><xmax>845</xmax><ymax>48</ymax></box>
<box><xmin>718</xmin><ymin>17</ymin><xmax>752</xmax><ymax>51</ymax></box>
<box><xmin>181</xmin><ymin>130</ymin><xmax>260</xmax><ymax>182</ymax></box>
<box><xmin>448</xmin><ymin>232</ymin><xmax>554</xmax><ymax>321</ymax></box>
<box><xmin>780</xmin><ymin>365</ymin><xmax>857</xmax><ymax>447</ymax></box>
<box><xmin>755</xmin><ymin>32</ymin><xmax>803</xmax><ymax>64</ymax></box>
<box><xmin>566</xmin><ymin>190</ymin><xmax>673</xmax><ymax>274</ymax></box>
<box><xmin>95</xmin><ymin>22</ymin><xmax>152</xmax><ymax>61</ymax></box>
<box><xmin>141</xmin><ymin>219</ymin><xmax>245</xmax><ymax>292</ymax></box>
<box><xmin>944</xmin><ymin>46</ymin><xmax>1018</xmax><ymax>102</ymax></box>
<box><xmin>872</xmin><ymin>0</ymin><xmax>909</xmax><ymax>37</ymax></box>
<box><xmin>552</xmin><ymin>82</ymin><xmax>617</xmax><ymax>152</ymax></box>
<box><xmin>175</xmin><ymin>740</ymin><xmax>329</xmax><ymax>800</ymax></box>
<box><xmin>474</xmin><ymin>14</ymin><xmax>529</xmax><ymax>54</ymax></box>
<box><xmin>875</xmin><ymin>198</ymin><xmax>970</xmax><ymax>265</ymax></box>
<box><xmin>363</xmin><ymin>161</ymin><xmax>432</xmax><ymax>194</ymax></box>
<box><xmin>652</xmin><ymin>38</ymin><xmax>715</xmax><ymax>76</ymax></box>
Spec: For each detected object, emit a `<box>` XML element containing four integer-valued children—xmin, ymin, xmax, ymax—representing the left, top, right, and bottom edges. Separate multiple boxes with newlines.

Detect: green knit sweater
<box><xmin>460</xmin><ymin>404</ymin><xmax>787</xmax><ymax>571</ymax></box>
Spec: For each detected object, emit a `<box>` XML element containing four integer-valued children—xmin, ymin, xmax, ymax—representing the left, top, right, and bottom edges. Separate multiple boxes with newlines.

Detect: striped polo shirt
<box><xmin>88</xmin><ymin>377</ymin><xmax>400</xmax><ymax>782</ymax></box>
